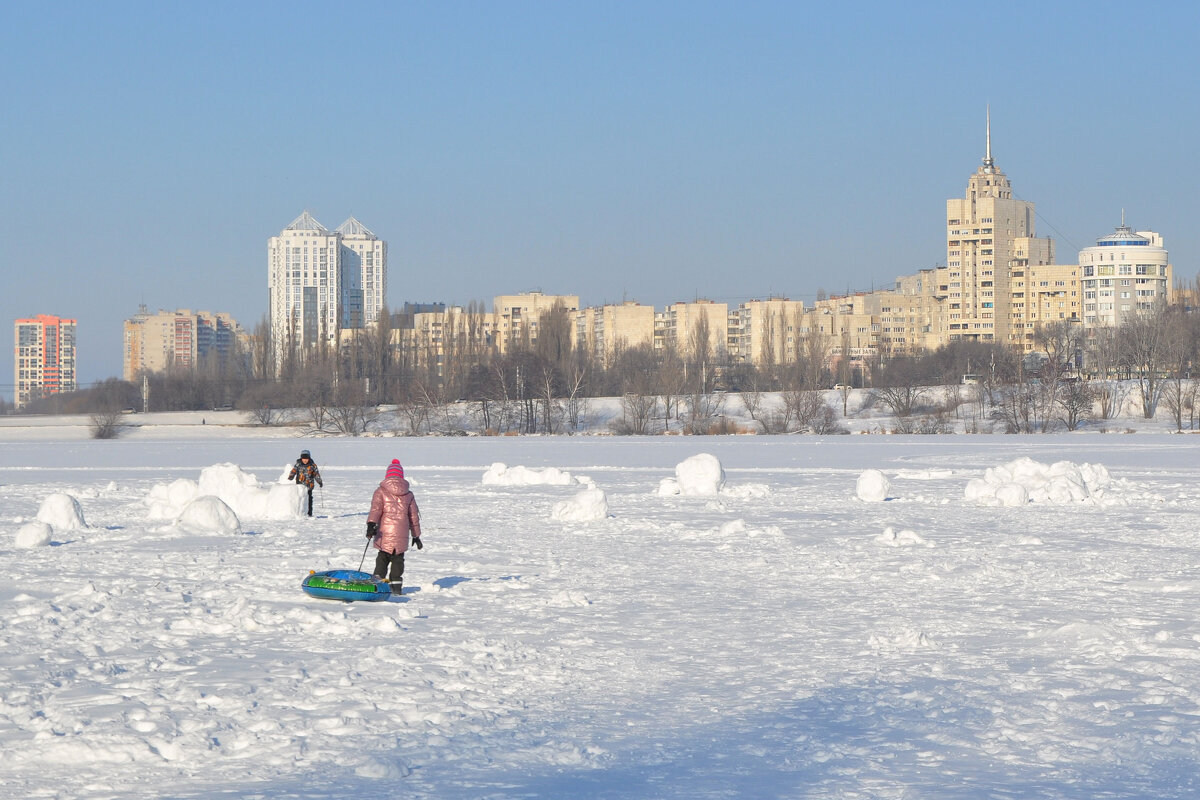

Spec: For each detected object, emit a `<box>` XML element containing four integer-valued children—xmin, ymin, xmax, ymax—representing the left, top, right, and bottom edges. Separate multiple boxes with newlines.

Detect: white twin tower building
<box><xmin>267</xmin><ymin>211</ymin><xmax>387</xmax><ymax>356</ymax></box>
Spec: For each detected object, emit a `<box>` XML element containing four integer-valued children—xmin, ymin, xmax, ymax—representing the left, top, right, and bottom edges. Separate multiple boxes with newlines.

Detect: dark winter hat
<box><xmin>300</xmin><ymin>450</ymin><xmax>311</xmax><ymax>458</ymax></box>
<box><xmin>386</xmin><ymin>459</ymin><xmax>404</xmax><ymax>480</ymax></box>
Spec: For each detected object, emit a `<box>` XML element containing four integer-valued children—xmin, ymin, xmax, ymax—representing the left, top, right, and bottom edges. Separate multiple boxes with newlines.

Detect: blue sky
<box><xmin>2</xmin><ymin>1</ymin><xmax>1197</xmax><ymax>396</ymax></box>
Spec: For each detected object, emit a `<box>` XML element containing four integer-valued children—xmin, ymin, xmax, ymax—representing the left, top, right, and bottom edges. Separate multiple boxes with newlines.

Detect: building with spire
<box><xmin>945</xmin><ymin>109</ymin><xmax>1055</xmax><ymax>348</ymax></box>
<box><xmin>267</xmin><ymin>211</ymin><xmax>387</xmax><ymax>368</ymax></box>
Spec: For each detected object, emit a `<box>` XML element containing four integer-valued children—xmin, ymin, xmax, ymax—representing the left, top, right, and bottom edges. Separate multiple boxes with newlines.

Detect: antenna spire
<box><xmin>983</xmin><ymin>105</ymin><xmax>994</xmax><ymax>170</ymax></box>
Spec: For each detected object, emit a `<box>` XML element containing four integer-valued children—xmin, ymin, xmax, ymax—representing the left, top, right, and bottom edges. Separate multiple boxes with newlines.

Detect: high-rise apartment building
<box><xmin>123</xmin><ymin>307</ymin><xmax>248</xmax><ymax>380</ymax></box>
<box><xmin>575</xmin><ymin>301</ymin><xmax>655</xmax><ymax>367</ymax></box>
<box><xmin>655</xmin><ymin>300</ymin><xmax>729</xmax><ymax>360</ymax></box>
<box><xmin>268</xmin><ymin>211</ymin><xmax>386</xmax><ymax>367</ymax></box>
<box><xmin>1009</xmin><ymin>262</ymin><xmax>1082</xmax><ymax>352</ymax></box>
<box><xmin>728</xmin><ymin>298</ymin><xmax>806</xmax><ymax>365</ymax></box>
<box><xmin>335</xmin><ymin>217</ymin><xmax>387</xmax><ymax>330</ymax></box>
<box><xmin>1079</xmin><ymin>223</ymin><xmax>1171</xmax><ymax>327</ymax></box>
<box><xmin>492</xmin><ymin>292</ymin><xmax>580</xmax><ymax>354</ymax></box>
<box><xmin>14</xmin><ymin>314</ymin><xmax>77</xmax><ymax>410</ymax></box>
<box><xmin>945</xmin><ymin>112</ymin><xmax>1054</xmax><ymax>346</ymax></box>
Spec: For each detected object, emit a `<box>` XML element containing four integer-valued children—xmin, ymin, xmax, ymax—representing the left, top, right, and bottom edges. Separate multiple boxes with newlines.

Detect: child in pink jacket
<box><xmin>366</xmin><ymin>459</ymin><xmax>423</xmax><ymax>594</ymax></box>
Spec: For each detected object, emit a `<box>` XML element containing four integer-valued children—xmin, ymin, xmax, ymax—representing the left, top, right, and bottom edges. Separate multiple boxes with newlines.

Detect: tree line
<box><xmin>15</xmin><ymin>299</ymin><xmax>1200</xmax><ymax>436</ymax></box>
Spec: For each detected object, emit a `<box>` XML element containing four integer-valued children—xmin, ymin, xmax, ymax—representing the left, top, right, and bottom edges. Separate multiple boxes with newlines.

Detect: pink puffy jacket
<box><xmin>367</xmin><ymin>475</ymin><xmax>422</xmax><ymax>554</ymax></box>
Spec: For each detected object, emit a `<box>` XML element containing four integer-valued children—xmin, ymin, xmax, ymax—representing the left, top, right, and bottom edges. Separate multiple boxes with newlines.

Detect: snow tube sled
<box><xmin>302</xmin><ymin>570</ymin><xmax>391</xmax><ymax>602</ymax></box>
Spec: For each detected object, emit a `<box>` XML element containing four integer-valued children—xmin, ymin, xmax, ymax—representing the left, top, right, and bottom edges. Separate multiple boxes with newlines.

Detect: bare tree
<box><xmin>657</xmin><ymin>342</ymin><xmax>686</xmax><ymax>430</ymax></box>
<box><xmin>786</xmin><ymin>389</ymin><xmax>834</xmax><ymax>432</ymax></box>
<box><xmin>609</xmin><ymin>344</ymin><xmax>661</xmax><ymax>435</ymax></box>
<box><xmin>533</xmin><ymin>359</ymin><xmax>564</xmax><ymax>434</ymax></box>
<box><xmin>1159</xmin><ymin>311</ymin><xmax>1199</xmax><ymax>431</ymax></box>
<box><xmin>872</xmin><ymin>384</ymin><xmax>928</xmax><ymax>419</ymax></box>
<box><xmin>683</xmin><ymin>389</ymin><xmax>726</xmax><ymax>434</ymax></box>
<box><xmin>1034</xmin><ymin>321</ymin><xmax>1084</xmax><ymax>425</ymax></box>
<box><xmin>744</xmin><ymin>394</ymin><xmax>795</xmax><ymax>434</ymax></box>
<box><xmin>1056</xmin><ymin>379</ymin><xmax>1096</xmax><ymax>431</ymax></box>
<box><xmin>561</xmin><ymin>354</ymin><xmax>591</xmax><ymax>433</ymax></box>
<box><xmin>798</xmin><ymin>318</ymin><xmax>831</xmax><ymax>390</ymax></box>
<box><xmin>1120</xmin><ymin>302</ymin><xmax>1176</xmax><ymax>419</ymax></box>
<box><xmin>326</xmin><ymin>378</ymin><xmax>376</xmax><ymax>435</ymax></box>
<box><xmin>614</xmin><ymin>391</ymin><xmax>660</xmax><ymax>435</ymax></box>
<box><xmin>394</xmin><ymin>381</ymin><xmax>436</xmax><ymax>436</ymax></box>
<box><xmin>89</xmin><ymin>409</ymin><xmax>126</xmax><ymax>439</ymax></box>
<box><xmin>835</xmin><ymin>330</ymin><xmax>854</xmax><ymax>414</ymax></box>
<box><xmin>740</xmin><ymin>370</ymin><xmax>794</xmax><ymax>434</ymax></box>
<box><xmin>1085</xmin><ymin>324</ymin><xmax>1125</xmax><ymax>418</ymax></box>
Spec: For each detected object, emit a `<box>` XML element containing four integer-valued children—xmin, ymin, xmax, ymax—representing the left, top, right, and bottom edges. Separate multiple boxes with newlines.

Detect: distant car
<box><xmin>961</xmin><ymin>374</ymin><xmax>980</xmax><ymax>386</ymax></box>
<box><xmin>833</xmin><ymin>384</ymin><xmax>849</xmax><ymax>391</ymax></box>
<box><xmin>211</xmin><ymin>405</ymin><xmax>234</xmax><ymax>411</ymax></box>
<box><xmin>120</xmin><ymin>407</ymin><xmax>138</xmax><ymax>414</ymax></box>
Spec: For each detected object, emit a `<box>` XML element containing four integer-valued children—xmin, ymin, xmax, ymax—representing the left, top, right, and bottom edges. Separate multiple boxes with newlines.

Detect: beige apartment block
<box><xmin>883</xmin><ymin>268</ymin><xmax>951</xmax><ymax>353</ymax></box>
<box><xmin>394</xmin><ymin>305</ymin><xmax>497</xmax><ymax>370</ymax></box>
<box><xmin>1079</xmin><ymin>223</ymin><xmax>1172</xmax><ymax>328</ymax></box>
<box><xmin>574</xmin><ymin>301</ymin><xmax>655</xmax><ymax>367</ymax></box>
<box><xmin>123</xmin><ymin>307</ymin><xmax>247</xmax><ymax>380</ymax></box>
<box><xmin>1008</xmin><ymin>263</ymin><xmax>1082</xmax><ymax>352</ymax></box>
<box><xmin>728</xmin><ymin>298</ymin><xmax>806</xmax><ymax>366</ymax></box>
<box><xmin>805</xmin><ymin>294</ymin><xmax>880</xmax><ymax>369</ymax></box>
<box><xmin>655</xmin><ymin>300</ymin><xmax>729</xmax><ymax>360</ymax></box>
<box><xmin>945</xmin><ymin>115</ymin><xmax>1055</xmax><ymax>347</ymax></box>
<box><xmin>492</xmin><ymin>292</ymin><xmax>579</xmax><ymax>354</ymax></box>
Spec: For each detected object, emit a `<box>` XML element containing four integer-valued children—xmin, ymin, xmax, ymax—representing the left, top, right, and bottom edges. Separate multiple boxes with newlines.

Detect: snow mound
<box><xmin>874</xmin><ymin>526</ymin><xmax>931</xmax><ymax>547</ymax></box>
<box><xmin>856</xmin><ymin>469</ymin><xmax>891</xmax><ymax>502</ymax></box>
<box><xmin>551</xmin><ymin>486</ymin><xmax>609</xmax><ymax>522</ymax></box>
<box><xmin>656</xmin><ymin>477</ymin><xmax>680</xmax><ymax>496</ymax></box>
<box><xmin>965</xmin><ymin>458</ymin><xmax>1119</xmax><ymax>506</ymax></box>
<box><xmin>657</xmin><ymin>453</ymin><xmax>725</xmax><ymax>496</ymax></box>
<box><xmin>15</xmin><ymin>521</ymin><xmax>54</xmax><ymax>548</ymax></box>
<box><xmin>482</xmin><ymin>462</ymin><xmax>575</xmax><ymax>486</ymax></box>
<box><xmin>176</xmin><ymin>496</ymin><xmax>241</xmax><ymax>534</ymax></box>
<box><xmin>146</xmin><ymin>463</ymin><xmax>306</xmax><ymax>520</ymax></box>
<box><xmin>677</xmin><ymin>453</ymin><xmax>725</xmax><ymax>495</ymax></box>
<box><xmin>37</xmin><ymin>493</ymin><xmax>89</xmax><ymax>530</ymax></box>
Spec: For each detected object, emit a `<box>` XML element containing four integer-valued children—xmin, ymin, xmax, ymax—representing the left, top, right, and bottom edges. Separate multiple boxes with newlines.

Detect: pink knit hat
<box><xmin>385</xmin><ymin>459</ymin><xmax>404</xmax><ymax>480</ymax></box>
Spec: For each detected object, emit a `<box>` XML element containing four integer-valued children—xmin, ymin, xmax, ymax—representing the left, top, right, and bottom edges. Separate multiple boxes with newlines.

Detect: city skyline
<box><xmin>2</xmin><ymin>2</ymin><xmax>1198</xmax><ymax>399</ymax></box>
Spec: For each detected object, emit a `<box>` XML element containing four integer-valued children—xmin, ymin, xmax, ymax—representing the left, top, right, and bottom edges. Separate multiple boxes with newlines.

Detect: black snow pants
<box><xmin>374</xmin><ymin>551</ymin><xmax>405</xmax><ymax>584</ymax></box>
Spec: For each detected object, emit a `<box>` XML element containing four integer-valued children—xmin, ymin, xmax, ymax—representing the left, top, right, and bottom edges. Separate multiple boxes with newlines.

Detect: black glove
<box><xmin>317</xmin><ymin>479</ymin><xmax>324</xmax><ymax>487</ymax></box>
<box><xmin>412</xmin><ymin>536</ymin><xmax>423</xmax><ymax>550</ymax></box>
<box><xmin>366</xmin><ymin>521</ymin><xmax>377</xmax><ymax>539</ymax></box>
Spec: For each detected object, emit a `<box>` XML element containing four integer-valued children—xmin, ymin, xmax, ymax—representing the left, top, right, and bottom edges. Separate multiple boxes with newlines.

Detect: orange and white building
<box><xmin>14</xmin><ymin>314</ymin><xmax>77</xmax><ymax>409</ymax></box>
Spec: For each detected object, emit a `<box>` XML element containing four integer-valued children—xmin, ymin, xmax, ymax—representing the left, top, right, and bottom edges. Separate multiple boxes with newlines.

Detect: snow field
<box><xmin>1</xmin><ymin>434</ymin><xmax>1200</xmax><ymax>798</ymax></box>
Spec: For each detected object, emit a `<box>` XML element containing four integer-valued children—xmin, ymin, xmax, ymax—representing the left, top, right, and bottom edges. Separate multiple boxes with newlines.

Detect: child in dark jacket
<box><xmin>366</xmin><ymin>459</ymin><xmax>423</xmax><ymax>594</ymax></box>
<box><xmin>288</xmin><ymin>450</ymin><xmax>323</xmax><ymax>517</ymax></box>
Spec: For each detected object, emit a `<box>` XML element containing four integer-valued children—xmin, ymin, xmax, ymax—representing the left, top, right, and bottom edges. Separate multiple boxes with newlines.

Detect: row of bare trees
<box><xmin>861</xmin><ymin>302</ymin><xmax>1200</xmax><ymax>433</ymax></box>
<box><xmin>19</xmin><ymin>296</ymin><xmax>1200</xmax><ymax>436</ymax></box>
